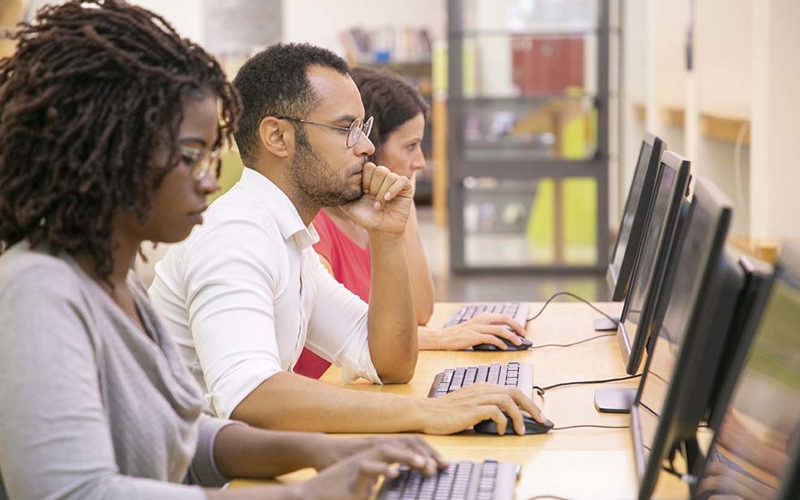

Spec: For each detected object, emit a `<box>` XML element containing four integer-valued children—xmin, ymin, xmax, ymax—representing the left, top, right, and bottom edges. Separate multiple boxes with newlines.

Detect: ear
<box><xmin>258</xmin><ymin>116</ymin><xmax>292</xmax><ymax>158</ymax></box>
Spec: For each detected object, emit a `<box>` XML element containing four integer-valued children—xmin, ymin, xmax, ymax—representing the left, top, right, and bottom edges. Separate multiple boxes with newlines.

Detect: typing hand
<box><xmin>340</xmin><ymin>162</ymin><xmax>413</xmax><ymax>234</ymax></box>
<box><xmin>311</xmin><ymin>435</ymin><xmax>448</xmax><ymax>473</ymax></box>
<box><xmin>420</xmin><ymin>383</ymin><xmax>546</xmax><ymax>435</ymax></box>
<box><xmin>420</xmin><ymin>313</ymin><xmax>528</xmax><ymax>351</ymax></box>
<box><xmin>294</xmin><ymin>442</ymin><xmax>447</xmax><ymax>500</ymax></box>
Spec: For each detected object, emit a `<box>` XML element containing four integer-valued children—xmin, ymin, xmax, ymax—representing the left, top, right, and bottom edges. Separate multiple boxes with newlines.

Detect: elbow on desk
<box><xmin>377</xmin><ymin>352</ymin><xmax>418</xmax><ymax>384</ymax></box>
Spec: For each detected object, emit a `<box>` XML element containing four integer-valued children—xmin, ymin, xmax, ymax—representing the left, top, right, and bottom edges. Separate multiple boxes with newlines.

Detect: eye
<box><xmin>179</xmin><ymin>146</ymin><xmax>203</xmax><ymax>166</ymax></box>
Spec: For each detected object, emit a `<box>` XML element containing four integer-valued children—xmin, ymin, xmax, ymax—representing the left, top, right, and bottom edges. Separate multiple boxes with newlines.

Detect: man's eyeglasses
<box><xmin>278</xmin><ymin>116</ymin><xmax>373</xmax><ymax>149</ymax></box>
<box><xmin>178</xmin><ymin>145</ymin><xmax>221</xmax><ymax>180</ymax></box>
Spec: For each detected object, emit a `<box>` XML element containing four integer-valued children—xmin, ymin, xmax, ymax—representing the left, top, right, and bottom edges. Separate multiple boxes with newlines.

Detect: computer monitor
<box><xmin>691</xmin><ymin>242</ymin><xmax>800</xmax><ymax>500</ymax></box>
<box><xmin>593</xmin><ymin>151</ymin><xmax>690</xmax><ymax>413</ymax></box>
<box><xmin>630</xmin><ymin>178</ymin><xmax>744</xmax><ymax>500</ymax></box>
<box><xmin>703</xmin><ymin>255</ymin><xmax>774</xmax><ymax>432</ymax></box>
<box><xmin>618</xmin><ymin>151</ymin><xmax>691</xmax><ymax>374</ymax></box>
<box><xmin>604</xmin><ymin>133</ymin><xmax>665</xmax><ymax>303</ymax></box>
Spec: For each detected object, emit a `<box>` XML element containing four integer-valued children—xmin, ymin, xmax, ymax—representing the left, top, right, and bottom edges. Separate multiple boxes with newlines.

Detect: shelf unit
<box><xmin>446</xmin><ymin>0</ymin><xmax>615</xmax><ymax>272</ymax></box>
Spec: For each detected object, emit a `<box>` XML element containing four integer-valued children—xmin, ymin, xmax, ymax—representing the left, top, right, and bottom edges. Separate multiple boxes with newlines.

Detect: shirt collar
<box><xmin>240</xmin><ymin>168</ymin><xmax>319</xmax><ymax>250</ymax></box>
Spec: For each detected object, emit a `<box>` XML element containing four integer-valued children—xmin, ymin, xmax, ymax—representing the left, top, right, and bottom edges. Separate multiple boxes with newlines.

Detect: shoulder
<box><xmin>0</xmin><ymin>243</ymin><xmax>83</xmax><ymax>298</ymax></box>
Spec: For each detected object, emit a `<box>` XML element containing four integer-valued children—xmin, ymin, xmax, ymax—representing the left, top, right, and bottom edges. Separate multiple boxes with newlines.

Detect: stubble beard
<box><xmin>291</xmin><ymin>129</ymin><xmax>363</xmax><ymax>207</ymax></box>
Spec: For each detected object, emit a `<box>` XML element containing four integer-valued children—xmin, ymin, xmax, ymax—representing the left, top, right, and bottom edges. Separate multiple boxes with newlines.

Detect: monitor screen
<box><xmin>617</xmin><ymin>151</ymin><xmax>690</xmax><ymax>374</ymax></box>
<box><xmin>692</xmin><ymin>242</ymin><xmax>800</xmax><ymax>500</ymax></box>
<box><xmin>607</xmin><ymin>132</ymin><xmax>665</xmax><ymax>301</ymax></box>
<box><xmin>630</xmin><ymin>178</ymin><xmax>743</xmax><ymax>500</ymax></box>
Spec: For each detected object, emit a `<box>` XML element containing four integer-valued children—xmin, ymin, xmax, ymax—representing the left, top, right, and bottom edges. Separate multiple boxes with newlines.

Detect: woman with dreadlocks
<box><xmin>0</xmin><ymin>1</ymin><xmax>445</xmax><ymax>499</ymax></box>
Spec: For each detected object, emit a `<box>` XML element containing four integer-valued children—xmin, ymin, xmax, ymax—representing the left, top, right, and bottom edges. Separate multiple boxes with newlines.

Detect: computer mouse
<box><xmin>472</xmin><ymin>336</ymin><xmax>533</xmax><ymax>351</ymax></box>
<box><xmin>473</xmin><ymin>414</ymin><xmax>554</xmax><ymax>435</ymax></box>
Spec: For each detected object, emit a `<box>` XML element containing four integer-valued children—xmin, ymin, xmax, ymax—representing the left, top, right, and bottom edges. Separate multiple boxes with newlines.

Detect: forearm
<box><xmin>404</xmin><ymin>204</ymin><xmax>434</xmax><ymax>325</ymax></box>
<box><xmin>213</xmin><ymin>424</ymin><xmax>330</xmax><ymax>479</ymax></box>
<box><xmin>366</xmin><ymin>231</ymin><xmax>418</xmax><ymax>382</ymax></box>
<box><xmin>229</xmin><ymin>372</ymin><xmax>426</xmax><ymax>433</ymax></box>
<box><xmin>205</xmin><ymin>484</ymin><xmax>303</xmax><ymax>500</ymax></box>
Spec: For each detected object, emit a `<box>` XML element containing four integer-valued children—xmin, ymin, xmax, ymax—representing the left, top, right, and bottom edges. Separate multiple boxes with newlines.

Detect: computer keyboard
<box><xmin>377</xmin><ymin>459</ymin><xmax>518</xmax><ymax>500</ymax></box>
<box><xmin>443</xmin><ymin>302</ymin><xmax>530</xmax><ymax>330</ymax></box>
<box><xmin>427</xmin><ymin>362</ymin><xmax>534</xmax><ymax>399</ymax></box>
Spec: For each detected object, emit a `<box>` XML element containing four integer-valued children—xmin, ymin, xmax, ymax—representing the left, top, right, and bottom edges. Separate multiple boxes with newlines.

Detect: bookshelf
<box><xmin>446</xmin><ymin>0</ymin><xmax>615</xmax><ymax>272</ymax></box>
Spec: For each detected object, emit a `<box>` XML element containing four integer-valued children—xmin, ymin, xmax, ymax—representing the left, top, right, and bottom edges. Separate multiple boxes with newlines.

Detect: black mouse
<box><xmin>472</xmin><ymin>336</ymin><xmax>533</xmax><ymax>352</ymax></box>
<box><xmin>473</xmin><ymin>414</ymin><xmax>554</xmax><ymax>435</ymax></box>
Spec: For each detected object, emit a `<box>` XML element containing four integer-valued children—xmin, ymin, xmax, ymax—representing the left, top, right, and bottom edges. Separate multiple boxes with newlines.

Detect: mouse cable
<box><xmin>531</xmin><ymin>332</ymin><xmax>615</xmax><ymax>349</ymax></box>
<box><xmin>533</xmin><ymin>373</ymin><xmax>642</xmax><ymax>397</ymax></box>
<box><xmin>552</xmin><ymin>424</ymin><xmax>630</xmax><ymax>431</ymax></box>
<box><xmin>526</xmin><ymin>291</ymin><xmax>617</xmax><ymax>324</ymax></box>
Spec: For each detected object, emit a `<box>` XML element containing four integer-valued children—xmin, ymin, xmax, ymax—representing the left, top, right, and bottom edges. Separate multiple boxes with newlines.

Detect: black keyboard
<box><xmin>443</xmin><ymin>302</ymin><xmax>530</xmax><ymax>329</ymax></box>
<box><xmin>427</xmin><ymin>362</ymin><xmax>534</xmax><ymax>399</ymax></box>
<box><xmin>377</xmin><ymin>459</ymin><xmax>518</xmax><ymax>500</ymax></box>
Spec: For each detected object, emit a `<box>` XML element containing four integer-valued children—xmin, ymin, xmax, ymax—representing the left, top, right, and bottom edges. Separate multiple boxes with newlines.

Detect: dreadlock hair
<box><xmin>233</xmin><ymin>42</ymin><xmax>350</xmax><ymax>167</ymax></box>
<box><xmin>350</xmin><ymin>66</ymin><xmax>429</xmax><ymax>163</ymax></box>
<box><xmin>0</xmin><ymin>0</ymin><xmax>240</xmax><ymax>281</ymax></box>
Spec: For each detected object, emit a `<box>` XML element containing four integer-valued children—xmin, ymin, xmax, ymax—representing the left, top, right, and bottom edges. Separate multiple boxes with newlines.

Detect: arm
<box><xmin>229</xmin><ymin>370</ymin><xmax>545</xmax><ymax>435</ymax></box>
<box><xmin>206</xmin><ymin>439</ymin><xmax>446</xmax><ymax>500</ymax></box>
<box><xmin>0</xmin><ymin>260</ymin><xmax>205</xmax><ymax>500</ymax></box>
<box><xmin>341</xmin><ymin>163</ymin><xmax>417</xmax><ymax>382</ymax></box>
<box><xmin>418</xmin><ymin>313</ymin><xmax>528</xmax><ymax>350</ymax></box>
<box><xmin>404</xmin><ymin>202</ymin><xmax>435</xmax><ymax>325</ymax></box>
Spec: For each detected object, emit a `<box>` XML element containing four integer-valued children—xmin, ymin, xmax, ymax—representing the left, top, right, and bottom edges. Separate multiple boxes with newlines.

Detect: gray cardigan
<box><xmin>0</xmin><ymin>242</ymin><xmax>235</xmax><ymax>499</ymax></box>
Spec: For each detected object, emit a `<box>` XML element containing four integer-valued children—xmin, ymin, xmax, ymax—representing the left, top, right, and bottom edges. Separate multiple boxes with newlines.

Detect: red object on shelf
<box><xmin>511</xmin><ymin>35</ymin><xmax>584</xmax><ymax>95</ymax></box>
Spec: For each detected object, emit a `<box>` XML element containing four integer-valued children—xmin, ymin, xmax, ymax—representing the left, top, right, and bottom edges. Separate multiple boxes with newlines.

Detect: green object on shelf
<box><xmin>212</xmin><ymin>147</ymin><xmax>246</xmax><ymax>203</ymax></box>
<box><xmin>526</xmin><ymin>177</ymin><xmax>597</xmax><ymax>265</ymax></box>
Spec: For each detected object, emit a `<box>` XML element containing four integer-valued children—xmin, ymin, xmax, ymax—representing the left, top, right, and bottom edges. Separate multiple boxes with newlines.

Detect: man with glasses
<box><xmin>149</xmin><ymin>43</ymin><xmax>543</xmax><ymax>435</ymax></box>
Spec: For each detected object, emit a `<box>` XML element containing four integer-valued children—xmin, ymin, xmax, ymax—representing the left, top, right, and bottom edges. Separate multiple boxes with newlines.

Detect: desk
<box><xmin>233</xmin><ymin>302</ymin><xmax>690</xmax><ymax>499</ymax></box>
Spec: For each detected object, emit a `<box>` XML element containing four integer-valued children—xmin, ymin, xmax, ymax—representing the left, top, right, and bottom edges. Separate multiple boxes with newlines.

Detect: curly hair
<box><xmin>233</xmin><ymin>42</ymin><xmax>349</xmax><ymax>167</ymax></box>
<box><xmin>350</xmin><ymin>66</ymin><xmax>429</xmax><ymax>161</ymax></box>
<box><xmin>0</xmin><ymin>0</ymin><xmax>240</xmax><ymax>280</ymax></box>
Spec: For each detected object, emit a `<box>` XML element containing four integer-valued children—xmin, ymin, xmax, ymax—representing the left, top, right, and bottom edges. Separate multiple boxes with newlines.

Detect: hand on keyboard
<box><xmin>418</xmin><ymin>383</ymin><xmax>546</xmax><ymax>436</ymax></box>
<box><xmin>295</xmin><ymin>439</ymin><xmax>449</xmax><ymax>500</ymax></box>
<box><xmin>419</xmin><ymin>312</ymin><xmax>528</xmax><ymax>351</ymax></box>
<box><xmin>309</xmin><ymin>434</ymin><xmax>448</xmax><ymax>473</ymax></box>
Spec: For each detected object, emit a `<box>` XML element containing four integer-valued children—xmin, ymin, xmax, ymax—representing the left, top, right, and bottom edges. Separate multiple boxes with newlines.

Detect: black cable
<box><xmin>533</xmin><ymin>374</ymin><xmax>642</xmax><ymax>397</ymax></box>
<box><xmin>553</xmin><ymin>424</ymin><xmax>630</xmax><ymax>431</ymax></box>
<box><xmin>531</xmin><ymin>332</ymin><xmax>615</xmax><ymax>349</ymax></box>
<box><xmin>527</xmin><ymin>291</ymin><xmax>617</xmax><ymax>324</ymax></box>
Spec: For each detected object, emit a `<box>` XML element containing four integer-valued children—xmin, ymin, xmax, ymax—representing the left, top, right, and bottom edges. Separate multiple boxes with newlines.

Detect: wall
<box><xmin>620</xmin><ymin>0</ymin><xmax>800</xmax><ymax>241</ymax></box>
<box><xmin>282</xmin><ymin>0</ymin><xmax>446</xmax><ymax>57</ymax></box>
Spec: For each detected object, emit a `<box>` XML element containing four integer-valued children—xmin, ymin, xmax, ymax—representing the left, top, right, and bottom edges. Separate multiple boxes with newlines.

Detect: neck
<box><xmin>251</xmin><ymin>162</ymin><xmax>320</xmax><ymax>226</ymax></box>
<box><xmin>323</xmin><ymin>207</ymin><xmax>369</xmax><ymax>248</ymax></box>
<box><xmin>74</xmin><ymin>217</ymin><xmax>141</xmax><ymax>293</ymax></box>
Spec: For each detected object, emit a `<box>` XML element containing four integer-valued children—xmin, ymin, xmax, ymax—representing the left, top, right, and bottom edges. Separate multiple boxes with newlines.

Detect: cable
<box><xmin>533</xmin><ymin>373</ymin><xmax>642</xmax><ymax>397</ymax></box>
<box><xmin>532</xmin><ymin>332</ymin><xmax>615</xmax><ymax>349</ymax></box>
<box><xmin>527</xmin><ymin>291</ymin><xmax>617</xmax><ymax>324</ymax></box>
<box><xmin>553</xmin><ymin>424</ymin><xmax>630</xmax><ymax>431</ymax></box>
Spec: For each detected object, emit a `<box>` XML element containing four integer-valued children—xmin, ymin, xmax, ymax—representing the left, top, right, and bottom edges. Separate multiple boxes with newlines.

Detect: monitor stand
<box><xmin>594</xmin><ymin>387</ymin><xmax>636</xmax><ymax>413</ymax></box>
<box><xmin>594</xmin><ymin>317</ymin><xmax>619</xmax><ymax>331</ymax></box>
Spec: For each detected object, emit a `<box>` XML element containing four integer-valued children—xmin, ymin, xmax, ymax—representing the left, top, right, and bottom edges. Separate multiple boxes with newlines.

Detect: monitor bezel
<box><xmin>618</xmin><ymin>150</ymin><xmax>691</xmax><ymax>375</ymax></box>
<box><xmin>630</xmin><ymin>178</ymin><xmax>741</xmax><ymax>500</ymax></box>
<box><xmin>606</xmin><ymin>132</ymin><xmax>666</xmax><ymax>301</ymax></box>
<box><xmin>690</xmin><ymin>242</ymin><xmax>800</xmax><ymax>499</ymax></box>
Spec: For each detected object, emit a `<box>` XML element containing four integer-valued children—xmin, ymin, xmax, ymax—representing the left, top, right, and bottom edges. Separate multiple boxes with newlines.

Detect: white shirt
<box><xmin>149</xmin><ymin>168</ymin><xmax>379</xmax><ymax>419</ymax></box>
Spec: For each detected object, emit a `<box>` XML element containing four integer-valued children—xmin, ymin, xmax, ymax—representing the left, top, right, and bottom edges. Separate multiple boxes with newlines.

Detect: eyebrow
<box><xmin>178</xmin><ymin>136</ymin><xmax>220</xmax><ymax>148</ymax></box>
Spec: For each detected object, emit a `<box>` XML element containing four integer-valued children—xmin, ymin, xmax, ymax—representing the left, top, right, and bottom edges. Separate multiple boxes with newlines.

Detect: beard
<box><xmin>290</xmin><ymin>127</ymin><xmax>363</xmax><ymax>207</ymax></box>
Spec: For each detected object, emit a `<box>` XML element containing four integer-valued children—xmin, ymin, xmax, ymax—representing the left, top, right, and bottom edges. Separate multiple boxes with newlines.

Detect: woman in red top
<box><xmin>295</xmin><ymin>67</ymin><xmax>527</xmax><ymax>379</ymax></box>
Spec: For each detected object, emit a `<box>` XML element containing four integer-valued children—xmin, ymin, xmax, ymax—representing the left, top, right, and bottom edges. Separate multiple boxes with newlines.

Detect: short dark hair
<box><xmin>350</xmin><ymin>66</ymin><xmax>429</xmax><ymax>160</ymax></box>
<box><xmin>232</xmin><ymin>43</ymin><xmax>350</xmax><ymax>166</ymax></box>
<box><xmin>0</xmin><ymin>0</ymin><xmax>240</xmax><ymax>280</ymax></box>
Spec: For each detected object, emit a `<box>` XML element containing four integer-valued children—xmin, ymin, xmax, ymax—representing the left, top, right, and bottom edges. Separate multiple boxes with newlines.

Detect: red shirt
<box><xmin>294</xmin><ymin>210</ymin><xmax>372</xmax><ymax>378</ymax></box>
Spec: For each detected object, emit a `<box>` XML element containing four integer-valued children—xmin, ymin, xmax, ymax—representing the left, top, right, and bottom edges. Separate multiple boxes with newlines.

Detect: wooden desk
<box><xmin>233</xmin><ymin>302</ymin><xmax>690</xmax><ymax>499</ymax></box>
